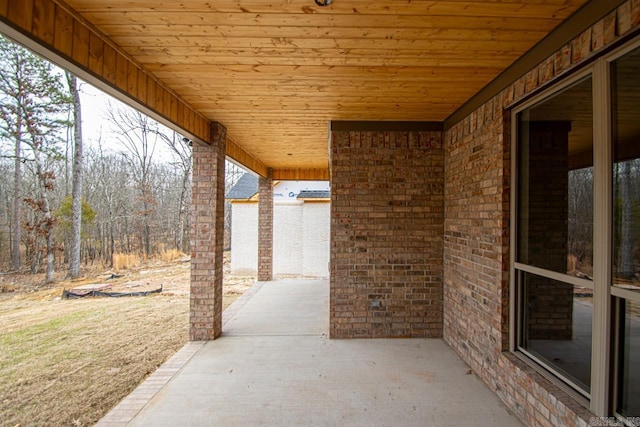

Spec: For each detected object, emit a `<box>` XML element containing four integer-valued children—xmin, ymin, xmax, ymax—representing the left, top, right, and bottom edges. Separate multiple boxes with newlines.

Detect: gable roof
<box><xmin>226</xmin><ymin>173</ymin><xmax>259</xmax><ymax>200</ymax></box>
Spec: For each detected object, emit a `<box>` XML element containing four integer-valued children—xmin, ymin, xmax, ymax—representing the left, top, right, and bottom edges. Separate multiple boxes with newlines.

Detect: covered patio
<box><xmin>2</xmin><ymin>0</ymin><xmax>640</xmax><ymax>425</ymax></box>
<box><xmin>97</xmin><ymin>279</ymin><xmax>521</xmax><ymax>426</ymax></box>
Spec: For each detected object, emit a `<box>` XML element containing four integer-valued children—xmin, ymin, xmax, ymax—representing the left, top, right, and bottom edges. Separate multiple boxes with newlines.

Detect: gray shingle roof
<box><xmin>226</xmin><ymin>173</ymin><xmax>258</xmax><ymax>199</ymax></box>
<box><xmin>297</xmin><ymin>190</ymin><xmax>330</xmax><ymax>199</ymax></box>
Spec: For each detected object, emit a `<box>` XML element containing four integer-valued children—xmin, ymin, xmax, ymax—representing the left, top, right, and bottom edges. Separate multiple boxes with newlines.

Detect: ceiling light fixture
<box><xmin>314</xmin><ymin>0</ymin><xmax>332</xmax><ymax>6</ymax></box>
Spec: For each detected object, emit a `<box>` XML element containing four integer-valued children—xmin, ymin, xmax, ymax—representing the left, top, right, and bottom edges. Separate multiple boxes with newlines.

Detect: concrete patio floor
<box><xmin>97</xmin><ymin>279</ymin><xmax>522</xmax><ymax>426</ymax></box>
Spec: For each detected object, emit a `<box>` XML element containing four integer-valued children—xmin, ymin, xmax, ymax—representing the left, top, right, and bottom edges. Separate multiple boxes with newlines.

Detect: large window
<box><xmin>513</xmin><ymin>38</ymin><xmax>640</xmax><ymax>423</ymax></box>
<box><xmin>516</xmin><ymin>76</ymin><xmax>594</xmax><ymax>396</ymax></box>
<box><xmin>611</xmin><ymin>46</ymin><xmax>640</xmax><ymax>420</ymax></box>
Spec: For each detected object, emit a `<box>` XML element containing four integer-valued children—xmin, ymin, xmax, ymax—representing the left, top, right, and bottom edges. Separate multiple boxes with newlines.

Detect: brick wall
<box><xmin>330</xmin><ymin>129</ymin><xmax>443</xmax><ymax>339</ymax></box>
<box><xmin>444</xmin><ymin>97</ymin><xmax>596</xmax><ymax>427</ymax></box>
<box><xmin>190</xmin><ymin>123</ymin><xmax>226</xmax><ymax>341</ymax></box>
<box><xmin>443</xmin><ymin>3</ymin><xmax>639</xmax><ymax>426</ymax></box>
<box><xmin>258</xmin><ymin>176</ymin><xmax>273</xmax><ymax>281</ymax></box>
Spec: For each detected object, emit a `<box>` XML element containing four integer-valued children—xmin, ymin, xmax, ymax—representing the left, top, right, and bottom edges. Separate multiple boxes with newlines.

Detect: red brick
<box><xmin>604</xmin><ymin>12</ymin><xmax>617</xmax><ymax>45</ymax></box>
<box><xmin>258</xmin><ymin>176</ymin><xmax>273</xmax><ymax>281</ymax></box>
<box><xmin>554</xmin><ymin>44</ymin><xmax>572</xmax><ymax>75</ymax></box>
<box><xmin>571</xmin><ymin>29</ymin><xmax>592</xmax><ymax>64</ymax></box>
<box><xmin>619</xmin><ymin>1</ymin><xmax>632</xmax><ymax>35</ymax></box>
<box><xmin>525</xmin><ymin>68</ymin><xmax>539</xmax><ymax>94</ymax></box>
<box><xmin>538</xmin><ymin>56</ymin><xmax>554</xmax><ymax>85</ymax></box>
<box><xmin>329</xmin><ymin>130</ymin><xmax>443</xmax><ymax>339</ymax></box>
<box><xmin>189</xmin><ymin>123</ymin><xmax>226</xmax><ymax>341</ymax></box>
<box><xmin>592</xmin><ymin>19</ymin><xmax>605</xmax><ymax>52</ymax></box>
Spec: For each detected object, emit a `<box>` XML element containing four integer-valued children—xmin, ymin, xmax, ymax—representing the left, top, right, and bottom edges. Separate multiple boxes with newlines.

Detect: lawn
<box><xmin>0</xmin><ymin>261</ymin><xmax>252</xmax><ymax>426</ymax></box>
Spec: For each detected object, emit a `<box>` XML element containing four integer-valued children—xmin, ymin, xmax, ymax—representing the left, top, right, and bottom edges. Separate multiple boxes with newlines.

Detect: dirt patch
<box><xmin>0</xmin><ymin>256</ymin><xmax>254</xmax><ymax>426</ymax></box>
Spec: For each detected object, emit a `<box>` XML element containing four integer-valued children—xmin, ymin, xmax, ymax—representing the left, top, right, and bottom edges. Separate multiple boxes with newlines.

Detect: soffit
<box><xmin>64</xmin><ymin>0</ymin><xmax>588</xmax><ymax>170</ymax></box>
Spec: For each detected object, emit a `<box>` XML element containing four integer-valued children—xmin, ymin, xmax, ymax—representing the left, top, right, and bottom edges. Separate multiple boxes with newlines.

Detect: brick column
<box><xmin>190</xmin><ymin>123</ymin><xmax>226</xmax><ymax>340</ymax></box>
<box><xmin>258</xmin><ymin>175</ymin><xmax>273</xmax><ymax>281</ymax></box>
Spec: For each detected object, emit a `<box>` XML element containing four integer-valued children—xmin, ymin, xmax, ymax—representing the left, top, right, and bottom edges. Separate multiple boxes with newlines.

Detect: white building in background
<box><xmin>226</xmin><ymin>174</ymin><xmax>330</xmax><ymax>278</ymax></box>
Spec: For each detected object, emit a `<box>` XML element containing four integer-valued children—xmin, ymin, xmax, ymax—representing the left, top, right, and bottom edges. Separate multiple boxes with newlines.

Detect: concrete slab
<box><xmin>98</xmin><ymin>279</ymin><xmax>522</xmax><ymax>427</ymax></box>
<box><xmin>223</xmin><ymin>279</ymin><xmax>329</xmax><ymax>336</ymax></box>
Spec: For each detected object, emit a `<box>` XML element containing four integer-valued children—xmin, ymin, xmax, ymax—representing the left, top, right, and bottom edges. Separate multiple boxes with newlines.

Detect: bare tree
<box><xmin>84</xmin><ymin>142</ymin><xmax>129</xmax><ymax>265</ymax></box>
<box><xmin>0</xmin><ymin>160</ymin><xmax>13</xmax><ymax>264</ymax></box>
<box><xmin>10</xmin><ymin>125</ymin><xmax>21</xmax><ymax>270</ymax></box>
<box><xmin>66</xmin><ymin>73</ymin><xmax>83</xmax><ymax>278</ymax></box>
<box><xmin>568</xmin><ymin>167</ymin><xmax>593</xmax><ymax>267</ymax></box>
<box><xmin>158</xmin><ymin>131</ymin><xmax>191</xmax><ymax>251</ymax></box>
<box><xmin>0</xmin><ymin>35</ymin><xmax>250</xmax><ymax>274</ymax></box>
<box><xmin>0</xmin><ymin>36</ymin><xmax>27</xmax><ymax>270</ymax></box>
<box><xmin>618</xmin><ymin>161</ymin><xmax>634</xmax><ymax>279</ymax></box>
<box><xmin>105</xmin><ymin>102</ymin><xmax>160</xmax><ymax>257</ymax></box>
<box><xmin>23</xmin><ymin>142</ymin><xmax>56</xmax><ymax>281</ymax></box>
<box><xmin>94</xmin><ymin>142</ymin><xmax>117</xmax><ymax>264</ymax></box>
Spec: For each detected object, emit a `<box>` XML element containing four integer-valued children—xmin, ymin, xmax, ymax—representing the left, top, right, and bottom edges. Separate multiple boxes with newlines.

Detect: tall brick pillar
<box><xmin>258</xmin><ymin>175</ymin><xmax>273</xmax><ymax>281</ymax></box>
<box><xmin>190</xmin><ymin>123</ymin><xmax>226</xmax><ymax>340</ymax></box>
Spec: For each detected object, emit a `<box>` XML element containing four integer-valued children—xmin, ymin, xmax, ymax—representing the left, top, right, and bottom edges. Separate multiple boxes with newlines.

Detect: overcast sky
<box><xmin>78</xmin><ymin>80</ymin><xmax>177</xmax><ymax>161</ymax></box>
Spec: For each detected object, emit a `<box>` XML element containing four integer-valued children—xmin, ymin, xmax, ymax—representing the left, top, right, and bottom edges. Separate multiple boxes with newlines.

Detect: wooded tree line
<box><xmin>568</xmin><ymin>161</ymin><xmax>640</xmax><ymax>280</ymax></box>
<box><xmin>0</xmin><ymin>35</ymin><xmax>245</xmax><ymax>280</ymax></box>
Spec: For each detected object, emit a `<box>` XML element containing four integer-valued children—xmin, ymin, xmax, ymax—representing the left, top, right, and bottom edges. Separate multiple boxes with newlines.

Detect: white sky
<box><xmin>78</xmin><ymin>80</ymin><xmax>177</xmax><ymax>161</ymax></box>
<box><xmin>78</xmin><ymin>81</ymin><xmax>112</xmax><ymax>146</ymax></box>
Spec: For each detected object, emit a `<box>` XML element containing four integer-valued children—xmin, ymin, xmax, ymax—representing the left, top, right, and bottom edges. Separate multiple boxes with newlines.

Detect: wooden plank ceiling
<box><xmin>64</xmin><ymin>0</ymin><xmax>588</xmax><ymax>171</ymax></box>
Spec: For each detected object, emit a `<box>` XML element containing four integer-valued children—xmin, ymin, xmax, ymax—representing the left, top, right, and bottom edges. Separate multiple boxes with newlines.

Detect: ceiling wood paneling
<box><xmin>61</xmin><ymin>0</ymin><xmax>588</xmax><ymax>170</ymax></box>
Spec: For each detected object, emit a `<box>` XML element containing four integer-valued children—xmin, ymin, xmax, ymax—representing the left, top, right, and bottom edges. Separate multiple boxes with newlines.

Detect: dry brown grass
<box><xmin>159</xmin><ymin>249</ymin><xmax>185</xmax><ymax>262</ymax></box>
<box><xmin>0</xmin><ymin>295</ymin><xmax>189</xmax><ymax>426</ymax></box>
<box><xmin>112</xmin><ymin>253</ymin><xmax>140</xmax><ymax>271</ymax></box>
<box><xmin>0</xmin><ymin>259</ymin><xmax>252</xmax><ymax>426</ymax></box>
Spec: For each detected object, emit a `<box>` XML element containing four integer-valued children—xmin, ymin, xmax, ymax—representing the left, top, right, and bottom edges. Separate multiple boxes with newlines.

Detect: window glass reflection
<box><xmin>520</xmin><ymin>271</ymin><xmax>592</xmax><ymax>392</ymax></box>
<box><xmin>617</xmin><ymin>299</ymin><xmax>640</xmax><ymax>417</ymax></box>
<box><xmin>612</xmin><ymin>48</ymin><xmax>640</xmax><ymax>293</ymax></box>
<box><xmin>517</xmin><ymin>77</ymin><xmax>593</xmax><ymax>278</ymax></box>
